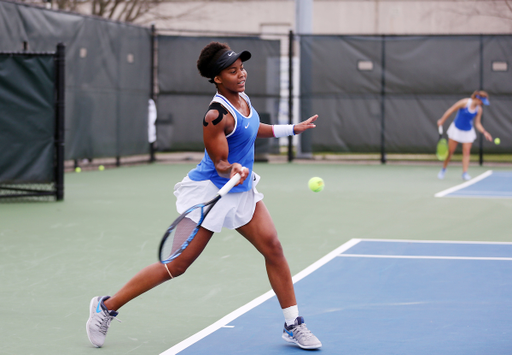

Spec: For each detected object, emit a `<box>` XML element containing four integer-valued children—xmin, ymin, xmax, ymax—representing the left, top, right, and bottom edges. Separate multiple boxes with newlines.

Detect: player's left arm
<box><xmin>257</xmin><ymin>114</ymin><xmax>318</xmax><ymax>138</ymax></box>
<box><xmin>473</xmin><ymin>108</ymin><xmax>492</xmax><ymax>141</ymax></box>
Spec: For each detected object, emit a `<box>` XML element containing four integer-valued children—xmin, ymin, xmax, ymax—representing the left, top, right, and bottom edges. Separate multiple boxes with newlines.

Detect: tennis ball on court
<box><xmin>75</xmin><ymin>167</ymin><xmax>81</xmax><ymax>173</ymax></box>
<box><xmin>98</xmin><ymin>165</ymin><xmax>105</xmax><ymax>171</ymax></box>
<box><xmin>308</xmin><ymin>177</ymin><xmax>324</xmax><ymax>192</ymax></box>
<box><xmin>495</xmin><ymin>137</ymin><xmax>501</xmax><ymax>145</ymax></box>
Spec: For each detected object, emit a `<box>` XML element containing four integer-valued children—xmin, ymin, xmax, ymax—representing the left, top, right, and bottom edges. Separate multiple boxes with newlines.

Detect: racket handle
<box><xmin>218</xmin><ymin>173</ymin><xmax>242</xmax><ymax>197</ymax></box>
<box><xmin>438</xmin><ymin>126</ymin><xmax>443</xmax><ymax>135</ymax></box>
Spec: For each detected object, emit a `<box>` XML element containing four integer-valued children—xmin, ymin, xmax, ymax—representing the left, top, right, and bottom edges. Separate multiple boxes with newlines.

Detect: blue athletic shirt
<box><xmin>454</xmin><ymin>99</ymin><xmax>478</xmax><ymax>131</ymax></box>
<box><xmin>187</xmin><ymin>92</ymin><xmax>260</xmax><ymax>192</ymax></box>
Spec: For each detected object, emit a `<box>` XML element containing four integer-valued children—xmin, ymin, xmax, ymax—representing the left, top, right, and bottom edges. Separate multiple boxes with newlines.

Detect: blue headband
<box><xmin>475</xmin><ymin>95</ymin><xmax>490</xmax><ymax>106</ymax></box>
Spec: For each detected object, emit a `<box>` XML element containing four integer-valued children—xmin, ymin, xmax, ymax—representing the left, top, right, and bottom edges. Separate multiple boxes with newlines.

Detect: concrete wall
<box><xmin>314</xmin><ymin>0</ymin><xmax>512</xmax><ymax>35</ymax></box>
<box><xmin>137</xmin><ymin>0</ymin><xmax>512</xmax><ymax>35</ymax></box>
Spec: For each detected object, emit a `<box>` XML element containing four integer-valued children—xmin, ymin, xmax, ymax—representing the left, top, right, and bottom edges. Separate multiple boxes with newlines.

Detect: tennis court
<box><xmin>167</xmin><ymin>238</ymin><xmax>512</xmax><ymax>355</ymax></box>
<box><xmin>436</xmin><ymin>170</ymin><xmax>512</xmax><ymax>198</ymax></box>
<box><xmin>1</xmin><ymin>161</ymin><xmax>511</xmax><ymax>355</ymax></box>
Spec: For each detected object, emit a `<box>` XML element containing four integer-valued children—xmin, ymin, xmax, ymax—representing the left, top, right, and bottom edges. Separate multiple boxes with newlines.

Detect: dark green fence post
<box><xmin>55</xmin><ymin>43</ymin><xmax>65</xmax><ymax>201</ymax></box>
<box><xmin>380</xmin><ymin>35</ymin><xmax>387</xmax><ymax>164</ymax></box>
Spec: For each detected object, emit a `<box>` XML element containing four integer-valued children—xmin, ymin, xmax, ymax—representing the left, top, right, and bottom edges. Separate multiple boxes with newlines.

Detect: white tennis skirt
<box><xmin>174</xmin><ymin>172</ymin><xmax>264</xmax><ymax>233</ymax></box>
<box><xmin>447</xmin><ymin>122</ymin><xmax>477</xmax><ymax>143</ymax></box>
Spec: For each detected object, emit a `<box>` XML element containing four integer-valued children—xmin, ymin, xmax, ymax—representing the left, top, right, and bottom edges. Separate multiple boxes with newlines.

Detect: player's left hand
<box><xmin>293</xmin><ymin>115</ymin><xmax>318</xmax><ymax>135</ymax></box>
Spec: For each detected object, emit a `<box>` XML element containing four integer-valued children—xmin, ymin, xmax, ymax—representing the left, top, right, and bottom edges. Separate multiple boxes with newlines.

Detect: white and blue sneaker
<box><xmin>86</xmin><ymin>296</ymin><xmax>120</xmax><ymax>347</ymax></box>
<box><xmin>282</xmin><ymin>316</ymin><xmax>322</xmax><ymax>350</ymax></box>
<box><xmin>437</xmin><ymin>168</ymin><xmax>446</xmax><ymax>180</ymax></box>
<box><xmin>462</xmin><ymin>172</ymin><xmax>471</xmax><ymax>181</ymax></box>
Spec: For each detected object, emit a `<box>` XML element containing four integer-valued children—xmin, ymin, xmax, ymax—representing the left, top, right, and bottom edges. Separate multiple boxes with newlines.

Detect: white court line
<box><xmin>160</xmin><ymin>238</ymin><xmax>362</xmax><ymax>355</ymax></box>
<box><xmin>338</xmin><ymin>254</ymin><xmax>512</xmax><ymax>261</ymax></box>
<box><xmin>434</xmin><ymin>170</ymin><xmax>493</xmax><ymax>197</ymax></box>
<box><xmin>359</xmin><ymin>238</ymin><xmax>512</xmax><ymax>245</ymax></box>
<box><xmin>291</xmin><ymin>238</ymin><xmax>361</xmax><ymax>283</ymax></box>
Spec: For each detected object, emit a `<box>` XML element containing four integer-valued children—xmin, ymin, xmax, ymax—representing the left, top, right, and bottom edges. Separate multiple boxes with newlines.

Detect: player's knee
<box><xmin>172</xmin><ymin>265</ymin><xmax>187</xmax><ymax>277</ymax></box>
<box><xmin>263</xmin><ymin>236</ymin><xmax>284</xmax><ymax>260</ymax></box>
<box><xmin>167</xmin><ymin>261</ymin><xmax>190</xmax><ymax>278</ymax></box>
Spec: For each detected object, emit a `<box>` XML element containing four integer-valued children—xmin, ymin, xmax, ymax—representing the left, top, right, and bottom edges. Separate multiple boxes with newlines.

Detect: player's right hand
<box><xmin>231</xmin><ymin>164</ymin><xmax>249</xmax><ymax>185</ymax></box>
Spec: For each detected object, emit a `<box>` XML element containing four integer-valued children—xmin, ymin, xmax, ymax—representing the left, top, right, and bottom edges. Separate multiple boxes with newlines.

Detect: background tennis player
<box><xmin>437</xmin><ymin>90</ymin><xmax>493</xmax><ymax>180</ymax></box>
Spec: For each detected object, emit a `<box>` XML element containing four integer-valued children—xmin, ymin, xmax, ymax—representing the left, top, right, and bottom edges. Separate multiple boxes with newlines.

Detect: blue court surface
<box><xmin>161</xmin><ymin>239</ymin><xmax>512</xmax><ymax>355</ymax></box>
<box><xmin>436</xmin><ymin>170</ymin><xmax>512</xmax><ymax>198</ymax></box>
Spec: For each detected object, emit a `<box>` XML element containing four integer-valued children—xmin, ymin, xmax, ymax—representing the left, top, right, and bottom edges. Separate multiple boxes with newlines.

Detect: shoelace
<box><xmin>96</xmin><ymin>310</ymin><xmax>121</xmax><ymax>335</ymax></box>
<box><xmin>293</xmin><ymin>324</ymin><xmax>315</xmax><ymax>339</ymax></box>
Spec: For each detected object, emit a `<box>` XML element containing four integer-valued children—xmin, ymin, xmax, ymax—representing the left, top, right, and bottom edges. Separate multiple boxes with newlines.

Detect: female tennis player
<box><xmin>436</xmin><ymin>91</ymin><xmax>493</xmax><ymax>180</ymax></box>
<box><xmin>86</xmin><ymin>42</ymin><xmax>322</xmax><ymax>350</ymax></box>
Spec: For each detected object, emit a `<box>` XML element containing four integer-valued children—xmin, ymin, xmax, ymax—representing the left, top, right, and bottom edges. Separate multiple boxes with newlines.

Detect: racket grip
<box><xmin>218</xmin><ymin>173</ymin><xmax>242</xmax><ymax>197</ymax></box>
<box><xmin>438</xmin><ymin>126</ymin><xmax>443</xmax><ymax>135</ymax></box>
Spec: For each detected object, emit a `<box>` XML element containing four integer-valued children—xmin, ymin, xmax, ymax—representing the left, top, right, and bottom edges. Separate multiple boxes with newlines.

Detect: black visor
<box><xmin>208</xmin><ymin>50</ymin><xmax>251</xmax><ymax>82</ymax></box>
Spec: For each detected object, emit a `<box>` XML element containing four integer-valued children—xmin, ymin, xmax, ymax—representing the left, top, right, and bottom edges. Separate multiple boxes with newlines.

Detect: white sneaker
<box><xmin>86</xmin><ymin>296</ymin><xmax>119</xmax><ymax>347</ymax></box>
<box><xmin>282</xmin><ymin>316</ymin><xmax>322</xmax><ymax>349</ymax></box>
<box><xmin>438</xmin><ymin>168</ymin><xmax>446</xmax><ymax>180</ymax></box>
<box><xmin>462</xmin><ymin>172</ymin><xmax>471</xmax><ymax>181</ymax></box>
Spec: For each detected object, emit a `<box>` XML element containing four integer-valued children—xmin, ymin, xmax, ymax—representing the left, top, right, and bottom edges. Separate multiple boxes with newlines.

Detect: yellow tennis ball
<box><xmin>495</xmin><ymin>137</ymin><xmax>501</xmax><ymax>145</ymax></box>
<box><xmin>98</xmin><ymin>165</ymin><xmax>105</xmax><ymax>171</ymax></box>
<box><xmin>75</xmin><ymin>167</ymin><xmax>81</xmax><ymax>173</ymax></box>
<box><xmin>308</xmin><ymin>177</ymin><xmax>324</xmax><ymax>192</ymax></box>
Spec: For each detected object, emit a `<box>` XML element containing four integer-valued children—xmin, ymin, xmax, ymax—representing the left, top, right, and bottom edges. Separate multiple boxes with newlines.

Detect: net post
<box><xmin>287</xmin><ymin>30</ymin><xmax>294</xmax><ymax>163</ymax></box>
<box><xmin>55</xmin><ymin>43</ymin><xmax>65</xmax><ymax>201</ymax></box>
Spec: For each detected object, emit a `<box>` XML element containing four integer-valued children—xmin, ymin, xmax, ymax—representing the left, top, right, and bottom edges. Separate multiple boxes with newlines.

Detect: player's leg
<box><xmin>236</xmin><ymin>201</ymin><xmax>296</xmax><ymax>308</ymax></box>
<box><xmin>236</xmin><ymin>201</ymin><xmax>321</xmax><ymax>349</ymax></box>
<box><xmin>104</xmin><ymin>227</ymin><xmax>214</xmax><ymax>310</ymax></box>
<box><xmin>461</xmin><ymin>142</ymin><xmax>472</xmax><ymax>180</ymax></box>
<box><xmin>438</xmin><ymin>139</ymin><xmax>458</xmax><ymax>179</ymax></box>
<box><xmin>443</xmin><ymin>138</ymin><xmax>459</xmax><ymax>169</ymax></box>
<box><xmin>87</xmin><ymin>227</ymin><xmax>214</xmax><ymax>347</ymax></box>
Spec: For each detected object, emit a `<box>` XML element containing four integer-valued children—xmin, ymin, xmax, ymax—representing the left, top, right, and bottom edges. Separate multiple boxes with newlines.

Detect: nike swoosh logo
<box><xmin>245</xmin><ymin>123</ymin><xmax>250</xmax><ymax>129</ymax></box>
<box><xmin>285</xmin><ymin>329</ymin><xmax>293</xmax><ymax>337</ymax></box>
<box><xmin>228</xmin><ymin>51</ymin><xmax>234</xmax><ymax>56</ymax></box>
<box><xmin>96</xmin><ymin>300</ymin><xmax>102</xmax><ymax>313</ymax></box>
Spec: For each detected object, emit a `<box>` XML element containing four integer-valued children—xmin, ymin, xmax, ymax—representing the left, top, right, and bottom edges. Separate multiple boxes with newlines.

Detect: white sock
<box><xmin>283</xmin><ymin>305</ymin><xmax>299</xmax><ymax>326</ymax></box>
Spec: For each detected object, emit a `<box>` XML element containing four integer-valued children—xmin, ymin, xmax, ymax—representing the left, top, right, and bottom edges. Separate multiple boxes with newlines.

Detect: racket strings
<box><xmin>437</xmin><ymin>139</ymin><xmax>449</xmax><ymax>160</ymax></box>
<box><xmin>173</xmin><ymin>216</ymin><xmax>197</xmax><ymax>250</ymax></box>
<box><xmin>161</xmin><ymin>216</ymin><xmax>198</xmax><ymax>262</ymax></box>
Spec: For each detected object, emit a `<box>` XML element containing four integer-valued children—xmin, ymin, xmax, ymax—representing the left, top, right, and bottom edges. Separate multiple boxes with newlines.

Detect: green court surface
<box><xmin>1</xmin><ymin>162</ymin><xmax>511</xmax><ymax>355</ymax></box>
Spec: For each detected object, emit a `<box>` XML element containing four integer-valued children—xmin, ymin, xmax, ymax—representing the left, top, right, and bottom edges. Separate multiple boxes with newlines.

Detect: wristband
<box><xmin>272</xmin><ymin>124</ymin><xmax>295</xmax><ymax>138</ymax></box>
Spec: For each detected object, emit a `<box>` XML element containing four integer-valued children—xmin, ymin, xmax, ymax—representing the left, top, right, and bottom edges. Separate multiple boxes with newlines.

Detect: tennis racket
<box><xmin>436</xmin><ymin>126</ymin><xmax>448</xmax><ymax>161</ymax></box>
<box><xmin>158</xmin><ymin>173</ymin><xmax>241</xmax><ymax>264</ymax></box>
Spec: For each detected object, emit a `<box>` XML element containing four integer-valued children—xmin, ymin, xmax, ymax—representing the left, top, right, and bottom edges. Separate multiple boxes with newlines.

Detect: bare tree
<box><xmin>15</xmin><ymin>0</ymin><xmax>199</xmax><ymax>23</ymax></box>
<box><xmin>480</xmin><ymin>0</ymin><xmax>512</xmax><ymax>21</ymax></box>
<box><xmin>447</xmin><ymin>0</ymin><xmax>512</xmax><ymax>22</ymax></box>
<box><xmin>87</xmin><ymin>0</ymin><xmax>163</xmax><ymax>23</ymax></box>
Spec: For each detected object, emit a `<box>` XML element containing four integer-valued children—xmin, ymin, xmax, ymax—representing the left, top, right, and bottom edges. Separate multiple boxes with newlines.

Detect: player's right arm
<box><xmin>202</xmin><ymin>106</ymin><xmax>248</xmax><ymax>184</ymax></box>
<box><xmin>437</xmin><ymin>99</ymin><xmax>467</xmax><ymax>127</ymax></box>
